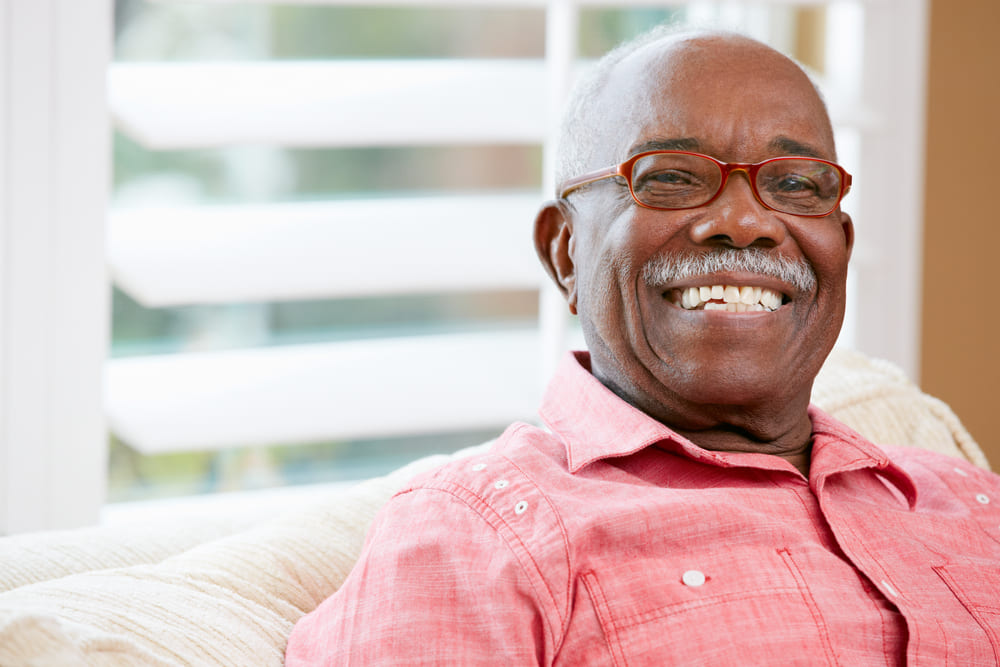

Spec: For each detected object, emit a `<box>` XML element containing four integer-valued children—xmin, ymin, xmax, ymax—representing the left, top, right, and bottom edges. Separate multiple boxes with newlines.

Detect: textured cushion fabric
<box><xmin>0</xmin><ymin>349</ymin><xmax>989</xmax><ymax>666</ymax></box>
<box><xmin>812</xmin><ymin>348</ymin><xmax>989</xmax><ymax>470</ymax></box>
<box><xmin>0</xmin><ymin>516</ymin><xmax>258</xmax><ymax>595</ymax></box>
<box><xmin>0</xmin><ymin>450</ymin><xmax>474</xmax><ymax>667</ymax></box>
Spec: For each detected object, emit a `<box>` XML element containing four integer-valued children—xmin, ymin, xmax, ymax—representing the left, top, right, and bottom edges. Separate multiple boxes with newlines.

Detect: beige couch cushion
<box><xmin>0</xmin><ymin>349</ymin><xmax>989</xmax><ymax>666</ymax></box>
<box><xmin>0</xmin><ymin>452</ymin><xmax>462</xmax><ymax>666</ymax></box>
<box><xmin>813</xmin><ymin>348</ymin><xmax>988</xmax><ymax>469</ymax></box>
<box><xmin>0</xmin><ymin>516</ymin><xmax>258</xmax><ymax>595</ymax></box>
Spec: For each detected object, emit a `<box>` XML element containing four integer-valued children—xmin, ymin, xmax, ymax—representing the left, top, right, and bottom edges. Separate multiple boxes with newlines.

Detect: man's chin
<box><xmin>641</xmin><ymin>349</ymin><xmax>817</xmax><ymax>411</ymax></box>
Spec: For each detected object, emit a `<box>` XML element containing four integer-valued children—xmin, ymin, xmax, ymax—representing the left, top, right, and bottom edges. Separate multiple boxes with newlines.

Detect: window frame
<box><xmin>0</xmin><ymin>0</ymin><xmax>111</xmax><ymax>533</ymax></box>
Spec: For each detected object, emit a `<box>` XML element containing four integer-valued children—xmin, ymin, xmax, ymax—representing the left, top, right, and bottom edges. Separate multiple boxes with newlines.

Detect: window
<box><xmin>0</xmin><ymin>0</ymin><xmax>930</xmax><ymax>533</ymax></box>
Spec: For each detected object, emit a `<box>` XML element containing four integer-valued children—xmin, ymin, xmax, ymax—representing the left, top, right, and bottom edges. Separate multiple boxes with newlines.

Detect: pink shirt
<box><xmin>286</xmin><ymin>352</ymin><xmax>1000</xmax><ymax>666</ymax></box>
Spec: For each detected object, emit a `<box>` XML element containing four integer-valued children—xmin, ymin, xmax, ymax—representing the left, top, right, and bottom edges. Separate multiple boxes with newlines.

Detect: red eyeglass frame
<box><xmin>557</xmin><ymin>150</ymin><xmax>853</xmax><ymax>218</ymax></box>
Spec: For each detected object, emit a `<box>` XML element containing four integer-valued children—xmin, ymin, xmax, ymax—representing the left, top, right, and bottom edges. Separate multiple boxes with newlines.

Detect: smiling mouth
<box><xmin>666</xmin><ymin>284</ymin><xmax>786</xmax><ymax>312</ymax></box>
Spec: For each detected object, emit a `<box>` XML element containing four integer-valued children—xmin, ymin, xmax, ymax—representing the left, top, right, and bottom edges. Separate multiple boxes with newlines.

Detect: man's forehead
<box><xmin>609</xmin><ymin>32</ymin><xmax>804</xmax><ymax>100</ymax></box>
<box><xmin>592</xmin><ymin>34</ymin><xmax>834</xmax><ymax>163</ymax></box>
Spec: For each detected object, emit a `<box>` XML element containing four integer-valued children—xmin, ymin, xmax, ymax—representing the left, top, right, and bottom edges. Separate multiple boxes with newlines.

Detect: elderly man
<box><xmin>286</xmin><ymin>28</ymin><xmax>1000</xmax><ymax>665</ymax></box>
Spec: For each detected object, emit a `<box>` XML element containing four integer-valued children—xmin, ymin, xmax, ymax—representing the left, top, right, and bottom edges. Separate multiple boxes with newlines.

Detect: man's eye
<box><xmin>771</xmin><ymin>174</ymin><xmax>818</xmax><ymax>196</ymax></box>
<box><xmin>638</xmin><ymin>170</ymin><xmax>698</xmax><ymax>189</ymax></box>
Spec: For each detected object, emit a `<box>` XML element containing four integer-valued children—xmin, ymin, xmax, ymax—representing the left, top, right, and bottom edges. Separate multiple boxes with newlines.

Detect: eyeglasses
<box><xmin>558</xmin><ymin>150</ymin><xmax>852</xmax><ymax>218</ymax></box>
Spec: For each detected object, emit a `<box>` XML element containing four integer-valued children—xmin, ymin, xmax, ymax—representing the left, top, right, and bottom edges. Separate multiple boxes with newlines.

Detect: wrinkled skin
<box><xmin>534</xmin><ymin>34</ymin><xmax>854</xmax><ymax>476</ymax></box>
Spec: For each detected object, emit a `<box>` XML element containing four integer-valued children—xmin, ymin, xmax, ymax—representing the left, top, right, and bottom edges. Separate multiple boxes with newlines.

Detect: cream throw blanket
<box><xmin>0</xmin><ymin>349</ymin><xmax>988</xmax><ymax>666</ymax></box>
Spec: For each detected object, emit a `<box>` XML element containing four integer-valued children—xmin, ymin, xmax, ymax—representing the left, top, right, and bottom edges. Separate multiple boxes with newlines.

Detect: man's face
<box><xmin>541</xmin><ymin>36</ymin><xmax>854</xmax><ymax>428</ymax></box>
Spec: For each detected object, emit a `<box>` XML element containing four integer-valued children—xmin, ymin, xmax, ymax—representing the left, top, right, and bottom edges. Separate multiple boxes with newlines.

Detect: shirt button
<box><xmin>976</xmin><ymin>493</ymin><xmax>990</xmax><ymax>505</ymax></box>
<box><xmin>514</xmin><ymin>500</ymin><xmax>528</xmax><ymax>515</ymax></box>
<box><xmin>471</xmin><ymin>463</ymin><xmax>487</xmax><ymax>472</ymax></box>
<box><xmin>682</xmin><ymin>570</ymin><xmax>706</xmax><ymax>587</ymax></box>
<box><xmin>494</xmin><ymin>479</ymin><xmax>509</xmax><ymax>490</ymax></box>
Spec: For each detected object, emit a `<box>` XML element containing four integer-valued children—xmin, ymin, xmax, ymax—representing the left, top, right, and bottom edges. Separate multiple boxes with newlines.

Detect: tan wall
<box><xmin>922</xmin><ymin>0</ymin><xmax>1000</xmax><ymax>464</ymax></box>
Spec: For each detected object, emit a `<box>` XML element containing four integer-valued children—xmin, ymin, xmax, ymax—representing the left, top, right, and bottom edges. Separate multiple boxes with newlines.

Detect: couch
<box><xmin>0</xmin><ymin>348</ymin><xmax>989</xmax><ymax>666</ymax></box>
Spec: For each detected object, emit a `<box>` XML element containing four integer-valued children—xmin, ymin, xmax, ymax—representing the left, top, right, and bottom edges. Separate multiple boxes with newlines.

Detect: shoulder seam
<box><xmin>498</xmin><ymin>450</ymin><xmax>574</xmax><ymax>651</ymax></box>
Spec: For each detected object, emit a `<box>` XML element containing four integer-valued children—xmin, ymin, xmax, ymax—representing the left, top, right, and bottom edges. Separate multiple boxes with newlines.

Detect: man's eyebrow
<box><xmin>769</xmin><ymin>136</ymin><xmax>824</xmax><ymax>158</ymax></box>
<box><xmin>627</xmin><ymin>136</ymin><xmax>827</xmax><ymax>159</ymax></box>
<box><xmin>627</xmin><ymin>137</ymin><xmax>701</xmax><ymax>156</ymax></box>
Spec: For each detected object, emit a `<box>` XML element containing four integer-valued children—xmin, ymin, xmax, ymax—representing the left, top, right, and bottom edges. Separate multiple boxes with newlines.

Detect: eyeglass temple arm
<box><xmin>557</xmin><ymin>165</ymin><xmax>623</xmax><ymax>199</ymax></box>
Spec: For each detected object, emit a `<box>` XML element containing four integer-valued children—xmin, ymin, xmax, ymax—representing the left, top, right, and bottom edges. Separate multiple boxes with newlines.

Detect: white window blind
<box><xmin>105</xmin><ymin>8</ymin><xmax>557</xmax><ymax>459</ymax></box>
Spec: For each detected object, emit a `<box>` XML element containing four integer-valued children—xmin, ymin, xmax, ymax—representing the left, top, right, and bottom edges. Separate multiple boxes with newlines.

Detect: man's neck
<box><xmin>670</xmin><ymin>421</ymin><xmax>814</xmax><ymax>477</ymax></box>
<box><xmin>584</xmin><ymin>353</ymin><xmax>818</xmax><ymax>477</ymax></box>
<box><xmin>595</xmin><ymin>369</ymin><xmax>816</xmax><ymax>478</ymax></box>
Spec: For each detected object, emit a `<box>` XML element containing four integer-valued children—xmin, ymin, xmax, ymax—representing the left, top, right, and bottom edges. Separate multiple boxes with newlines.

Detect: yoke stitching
<box><xmin>499</xmin><ymin>440</ymin><xmax>575</xmax><ymax>650</ymax></box>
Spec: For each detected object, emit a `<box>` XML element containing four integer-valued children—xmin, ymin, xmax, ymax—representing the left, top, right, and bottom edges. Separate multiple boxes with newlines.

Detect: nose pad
<box><xmin>688</xmin><ymin>172</ymin><xmax>787</xmax><ymax>248</ymax></box>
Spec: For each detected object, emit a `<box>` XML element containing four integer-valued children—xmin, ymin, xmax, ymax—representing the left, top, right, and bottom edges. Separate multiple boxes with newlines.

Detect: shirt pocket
<box><xmin>933</xmin><ymin>559</ymin><xmax>1000</xmax><ymax>664</ymax></box>
<box><xmin>580</xmin><ymin>547</ymin><xmax>838</xmax><ymax>667</ymax></box>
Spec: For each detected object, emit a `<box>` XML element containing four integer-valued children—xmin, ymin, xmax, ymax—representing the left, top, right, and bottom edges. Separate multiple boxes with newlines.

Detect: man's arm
<box><xmin>285</xmin><ymin>484</ymin><xmax>551</xmax><ymax>666</ymax></box>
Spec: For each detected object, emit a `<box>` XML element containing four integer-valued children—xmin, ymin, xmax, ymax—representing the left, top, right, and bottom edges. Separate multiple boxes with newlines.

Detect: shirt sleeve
<box><xmin>285</xmin><ymin>484</ymin><xmax>551</xmax><ymax>666</ymax></box>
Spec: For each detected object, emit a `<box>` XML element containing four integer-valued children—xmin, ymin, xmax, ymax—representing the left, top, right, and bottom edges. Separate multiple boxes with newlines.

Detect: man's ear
<box><xmin>840</xmin><ymin>211</ymin><xmax>855</xmax><ymax>261</ymax></box>
<box><xmin>533</xmin><ymin>200</ymin><xmax>578</xmax><ymax>315</ymax></box>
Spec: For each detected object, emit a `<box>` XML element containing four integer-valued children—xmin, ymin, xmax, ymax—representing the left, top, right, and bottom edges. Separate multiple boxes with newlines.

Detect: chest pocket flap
<box><xmin>580</xmin><ymin>547</ymin><xmax>837</xmax><ymax>667</ymax></box>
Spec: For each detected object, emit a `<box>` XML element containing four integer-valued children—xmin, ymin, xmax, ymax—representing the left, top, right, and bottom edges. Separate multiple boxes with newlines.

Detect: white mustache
<box><xmin>641</xmin><ymin>248</ymin><xmax>816</xmax><ymax>293</ymax></box>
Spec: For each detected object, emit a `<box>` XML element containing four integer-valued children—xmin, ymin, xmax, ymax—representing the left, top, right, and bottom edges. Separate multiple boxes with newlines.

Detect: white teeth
<box><xmin>682</xmin><ymin>286</ymin><xmax>699</xmax><ymax>309</ymax></box>
<box><xmin>761</xmin><ymin>289</ymin><xmax>781</xmax><ymax>310</ymax></box>
<box><xmin>674</xmin><ymin>284</ymin><xmax>784</xmax><ymax>312</ymax></box>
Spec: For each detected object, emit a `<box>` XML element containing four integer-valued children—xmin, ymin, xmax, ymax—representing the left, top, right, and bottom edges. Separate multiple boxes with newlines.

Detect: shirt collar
<box><xmin>538</xmin><ymin>351</ymin><xmax>919</xmax><ymax>506</ymax></box>
<box><xmin>538</xmin><ymin>351</ymin><xmax>681</xmax><ymax>473</ymax></box>
<box><xmin>808</xmin><ymin>406</ymin><xmax>919</xmax><ymax>508</ymax></box>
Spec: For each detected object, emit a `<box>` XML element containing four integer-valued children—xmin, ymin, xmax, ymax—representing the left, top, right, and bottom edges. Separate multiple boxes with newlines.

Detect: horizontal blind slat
<box><xmin>105</xmin><ymin>330</ymin><xmax>547</xmax><ymax>453</ymax></box>
<box><xmin>109</xmin><ymin>60</ymin><xmax>549</xmax><ymax>149</ymax></box>
<box><xmin>109</xmin><ymin>193</ymin><xmax>545</xmax><ymax>306</ymax></box>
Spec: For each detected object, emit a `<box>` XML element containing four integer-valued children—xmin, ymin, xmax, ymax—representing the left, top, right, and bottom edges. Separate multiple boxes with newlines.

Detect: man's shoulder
<box><xmin>880</xmin><ymin>444</ymin><xmax>1000</xmax><ymax>507</ymax></box>
<box><xmin>360</xmin><ymin>423</ymin><xmax>572</xmax><ymax>552</ymax></box>
<box><xmin>383</xmin><ymin>423</ymin><xmax>575</xmax><ymax>591</ymax></box>
<box><xmin>400</xmin><ymin>422</ymin><xmax>569</xmax><ymax>499</ymax></box>
<box><xmin>882</xmin><ymin>444</ymin><xmax>993</xmax><ymax>477</ymax></box>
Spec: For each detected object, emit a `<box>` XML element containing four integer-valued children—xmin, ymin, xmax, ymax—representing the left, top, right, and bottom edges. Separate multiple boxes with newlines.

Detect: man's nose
<box><xmin>687</xmin><ymin>173</ymin><xmax>787</xmax><ymax>248</ymax></box>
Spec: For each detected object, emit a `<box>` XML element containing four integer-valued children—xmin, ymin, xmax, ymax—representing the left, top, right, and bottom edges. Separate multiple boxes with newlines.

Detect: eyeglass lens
<box><xmin>630</xmin><ymin>153</ymin><xmax>844</xmax><ymax>215</ymax></box>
